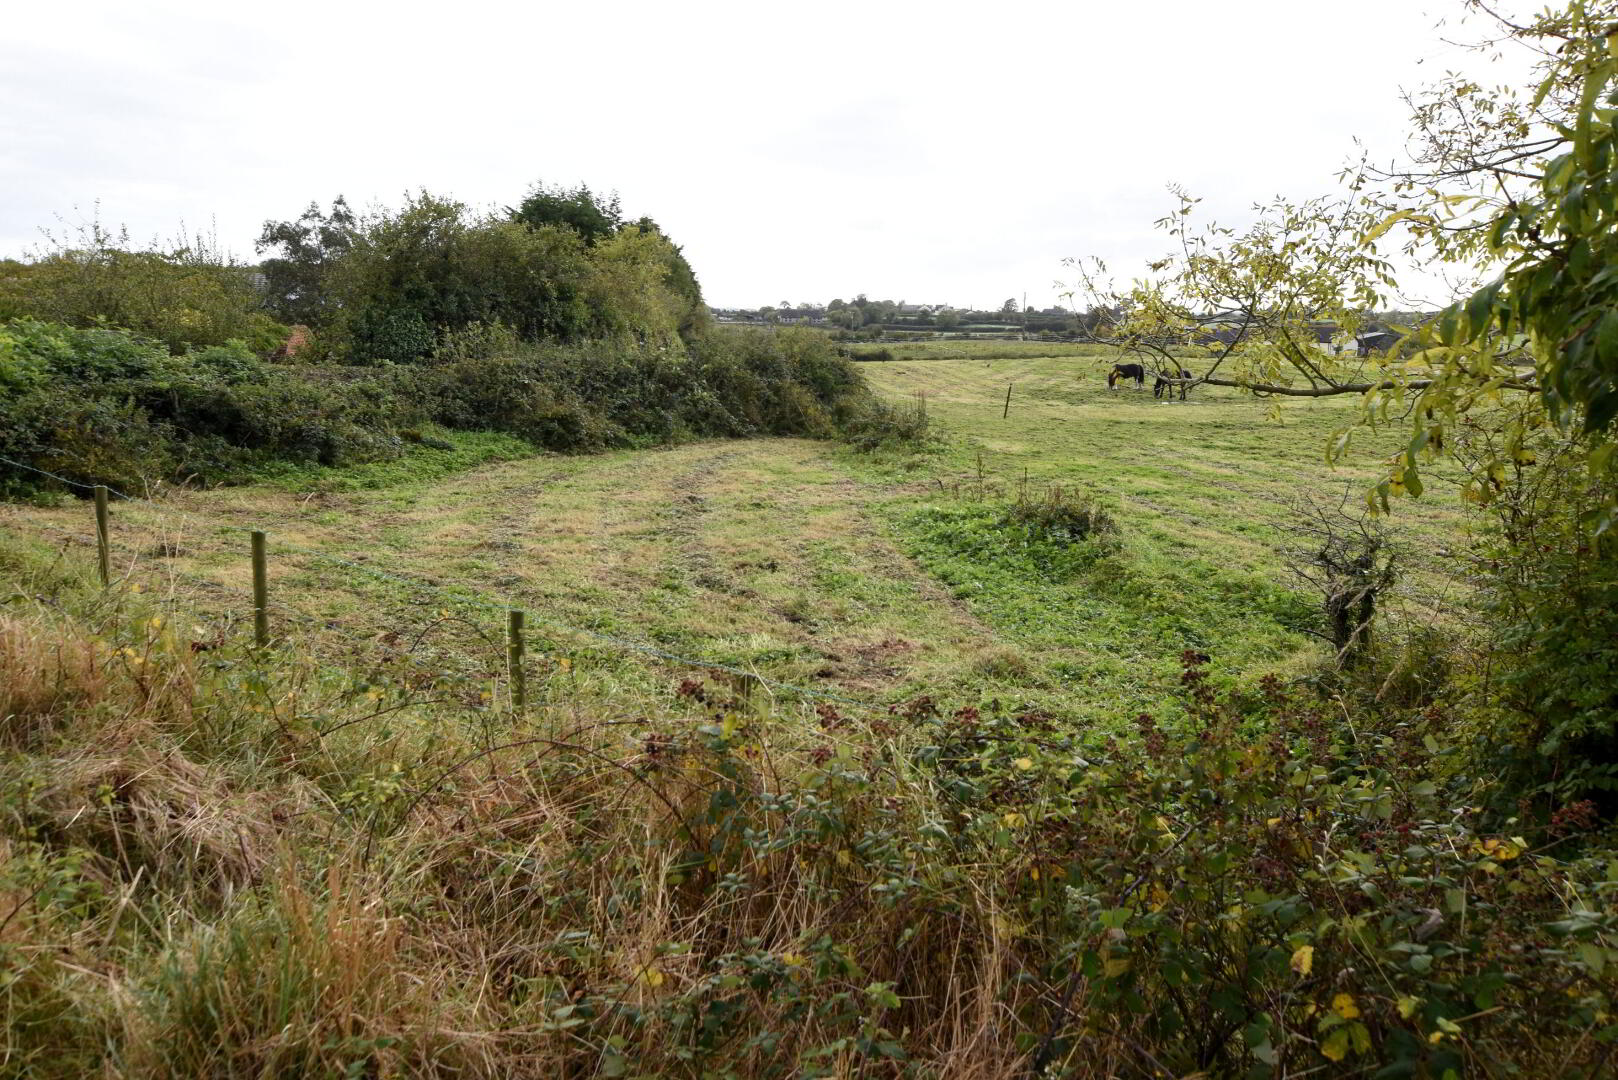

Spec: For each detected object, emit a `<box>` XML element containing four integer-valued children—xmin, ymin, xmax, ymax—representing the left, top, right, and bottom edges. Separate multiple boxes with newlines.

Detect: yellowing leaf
<box><xmin>1397</xmin><ymin>995</ymin><xmax>1422</xmax><ymax>1019</ymax></box>
<box><xmin>781</xmin><ymin>952</ymin><xmax>805</xmax><ymax>968</ymax></box>
<box><xmin>1013</xmin><ymin>757</ymin><xmax>1034</xmax><ymax>771</ymax></box>
<box><xmin>1290</xmin><ymin>945</ymin><xmax>1314</xmax><ymax>976</ymax></box>
<box><xmin>1002</xmin><ymin>812</ymin><xmax>1027</xmax><ymax>828</ymax></box>
<box><xmin>1103</xmin><ymin>954</ymin><xmax>1132</xmax><ymax>978</ymax></box>
<box><xmin>1321</xmin><ymin>1027</ymin><xmax>1350</xmax><ymax>1062</ymax></box>
<box><xmin>640</xmin><ymin>967</ymin><xmax>665</xmax><ymax>988</ymax></box>
<box><xmin>1364</xmin><ymin>208</ymin><xmax>1417</xmax><ymax>244</ymax></box>
<box><xmin>1333</xmin><ymin>993</ymin><xmax>1361</xmax><ymax>1020</ymax></box>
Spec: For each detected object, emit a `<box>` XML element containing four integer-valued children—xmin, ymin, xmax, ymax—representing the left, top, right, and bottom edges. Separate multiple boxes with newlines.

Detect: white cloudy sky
<box><xmin>3</xmin><ymin>0</ymin><xmax>1498</xmax><ymax>310</ymax></box>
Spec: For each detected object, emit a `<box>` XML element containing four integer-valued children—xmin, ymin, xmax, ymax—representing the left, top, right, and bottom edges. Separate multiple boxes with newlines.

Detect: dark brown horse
<box><xmin>1154</xmin><ymin>368</ymin><xmax>1193</xmax><ymax>400</ymax></box>
<box><xmin>1107</xmin><ymin>363</ymin><xmax>1145</xmax><ymax>390</ymax></box>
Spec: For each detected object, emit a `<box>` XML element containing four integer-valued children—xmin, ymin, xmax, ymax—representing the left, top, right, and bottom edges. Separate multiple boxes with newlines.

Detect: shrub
<box><xmin>0</xmin><ymin>321</ymin><xmax>919</xmax><ymax>496</ymax></box>
<box><xmin>0</xmin><ymin>221</ymin><xmax>287</xmax><ymax>353</ymax></box>
<box><xmin>1462</xmin><ymin>438</ymin><xmax>1618</xmax><ymax>806</ymax></box>
<box><xmin>926</xmin><ymin>653</ymin><xmax>1618</xmax><ymax>1078</ymax></box>
<box><xmin>0</xmin><ymin>321</ymin><xmax>401</xmax><ymax>493</ymax></box>
<box><xmin>1003</xmin><ymin>483</ymin><xmax>1119</xmax><ymax>546</ymax></box>
<box><xmin>838</xmin><ymin>395</ymin><xmax>931</xmax><ymax>452</ymax></box>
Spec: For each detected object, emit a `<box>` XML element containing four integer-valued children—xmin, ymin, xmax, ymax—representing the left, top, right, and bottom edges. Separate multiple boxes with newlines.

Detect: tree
<box><xmin>935</xmin><ymin>307</ymin><xmax>961</xmax><ymax>329</ymax></box>
<box><xmin>1360</xmin><ymin>0</ymin><xmax>1618</xmax><ymax>527</ymax></box>
<box><xmin>625</xmin><ymin>216</ymin><xmax>708</xmax><ymax>339</ymax></box>
<box><xmin>1061</xmin><ymin>188</ymin><xmax>1407</xmax><ymax>401</ymax></box>
<box><xmin>509</xmin><ymin>182</ymin><xmax>622</xmax><ymax>245</ymax></box>
<box><xmin>1058</xmin><ymin>2</ymin><xmax>1618</xmax><ymax>527</ymax></box>
<box><xmin>255</xmin><ymin>197</ymin><xmax>356</xmax><ymax>326</ymax></box>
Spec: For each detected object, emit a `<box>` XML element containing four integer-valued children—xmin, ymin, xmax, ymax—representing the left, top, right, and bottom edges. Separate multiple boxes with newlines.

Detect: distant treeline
<box><xmin>714</xmin><ymin>294</ymin><xmax>1100</xmax><ymax>341</ymax></box>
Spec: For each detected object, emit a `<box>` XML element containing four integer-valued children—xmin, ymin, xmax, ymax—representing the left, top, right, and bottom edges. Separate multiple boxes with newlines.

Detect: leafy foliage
<box><xmin>508</xmin><ymin>181</ymin><xmax>622</xmax><ymax>244</ymax></box>
<box><xmin>254</xmin><ymin>196</ymin><xmax>356</xmax><ymax>327</ymax></box>
<box><xmin>0</xmin><ymin>218</ymin><xmax>286</xmax><ymax>353</ymax></box>
<box><xmin>0</xmin><ymin>550</ymin><xmax>1612</xmax><ymax>1077</ymax></box>
<box><xmin>0</xmin><ymin>322</ymin><xmax>914</xmax><ymax>495</ymax></box>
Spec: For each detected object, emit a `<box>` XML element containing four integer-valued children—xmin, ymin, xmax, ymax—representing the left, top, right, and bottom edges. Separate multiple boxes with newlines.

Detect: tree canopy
<box><xmin>1065</xmin><ymin>0</ymin><xmax>1618</xmax><ymax>528</ymax></box>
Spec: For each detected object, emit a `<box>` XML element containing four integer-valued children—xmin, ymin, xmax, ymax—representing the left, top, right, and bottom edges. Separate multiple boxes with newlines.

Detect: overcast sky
<box><xmin>3</xmin><ymin>0</ymin><xmax>1493</xmax><ymax>310</ymax></box>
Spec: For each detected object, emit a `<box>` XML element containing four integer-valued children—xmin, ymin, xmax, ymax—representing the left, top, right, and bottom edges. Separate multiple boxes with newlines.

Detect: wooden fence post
<box><xmin>93</xmin><ymin>486</ymin><xmax>110</xmax><ymax>587</ymax></box>
<box><xmin>507</xmin><ymin>609</ymin><xmax>526</xmax><ymax>716</ymax></box>
<box><xmin>251</xmin><ymin>530</ymin><xmax>269</xmax><ymax>648</ymax></box>
<box><xmin>1003</xmin><ymin>383</ymin><xmax>1013</xmax><ymax>419</ymax></box>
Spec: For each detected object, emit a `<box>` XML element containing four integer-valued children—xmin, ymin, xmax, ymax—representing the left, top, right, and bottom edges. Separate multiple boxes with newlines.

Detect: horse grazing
<box><xmin>1153</xmin><ymin>368</ymin><xmax>1193</xmax><ymax>400</ymax></box>
<box><xmin>1107</xmin><ymin>363</ymin><xmax>1145</xmax><ymax>390</ymax></box>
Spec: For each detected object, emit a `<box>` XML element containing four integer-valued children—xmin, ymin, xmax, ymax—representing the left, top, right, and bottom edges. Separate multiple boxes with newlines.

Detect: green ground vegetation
<box><xmin>1</xmin><ymin>353</ymin><xmax>1453</xmax><ymax>731</ymax></box>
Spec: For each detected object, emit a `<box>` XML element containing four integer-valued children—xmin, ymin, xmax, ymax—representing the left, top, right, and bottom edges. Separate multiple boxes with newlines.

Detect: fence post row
<box><xmin>508</xmin><ymin>609</ymin><xmax>527</xmax><ymax>716</ymax></box>
<box><xmin>251</xmin><ymin>530</ymin><xmax>270</xmax><ymax>648</ymax></box>
<box><xmin>94</xmin><ymin>485</ymin><xmax>111</xmax><ymax>587</ymax></box>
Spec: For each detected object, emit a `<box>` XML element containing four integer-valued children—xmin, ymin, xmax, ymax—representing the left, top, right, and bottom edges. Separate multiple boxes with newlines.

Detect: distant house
<box><xmin>1355</xmin><ymin>329</ymin><xmax>1403</xmax><ymax>357</ymax></box>
<box><xmin>1186</xmin><ymin>310</ymin><xmax>1252</xmax><ymax>347</ymax></box>
<box><xmin>1186</xmin><ymin>312</ymin><xmax>1369</xmax><ymax>355</ymax></box>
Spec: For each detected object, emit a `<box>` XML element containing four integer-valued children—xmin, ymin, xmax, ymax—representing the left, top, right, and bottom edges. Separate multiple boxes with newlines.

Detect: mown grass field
<box><xmin>7</xmin><ymin>349</ymin><xmax>1603</xmax><ymax>1080</ymax></box>
<box><xmin>0</xmin><ymin>351</ymin><xmax>1474</xmax><ymax>733</ymax></box>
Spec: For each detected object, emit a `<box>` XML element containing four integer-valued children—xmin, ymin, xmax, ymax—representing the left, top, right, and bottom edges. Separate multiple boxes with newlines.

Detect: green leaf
<box><xmin>1321</xmin><ymin>1027</ymin><xmax>1351</xmax><ymax>1062</ymax></box>
<box><xmin>1579</xmin><ymin>942</ymin><xmax>1607</xmax><ymax>973</ymax></box>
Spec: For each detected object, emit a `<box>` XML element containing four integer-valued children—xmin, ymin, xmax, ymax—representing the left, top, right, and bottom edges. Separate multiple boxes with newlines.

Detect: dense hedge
<box><xmin>0</xmin><ymin>322</ymin><xmax>920</xmax><ymax>496</ymax></box>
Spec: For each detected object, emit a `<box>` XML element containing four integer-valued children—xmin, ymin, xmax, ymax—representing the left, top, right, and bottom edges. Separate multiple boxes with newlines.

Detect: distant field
<box><xmin>862</xmin><ymin>352</ymin><xmax>1469</xmax><ymax>579</ymax></box>
<box><xmin>856</xmin><ymin>340</ymin><xmax>1115</xmax><ymax>361</ymax></box>
<box><xmin>0</xmin><ymin>352</ymin><xmax>1474</xmax><ymax>733</ymax></box>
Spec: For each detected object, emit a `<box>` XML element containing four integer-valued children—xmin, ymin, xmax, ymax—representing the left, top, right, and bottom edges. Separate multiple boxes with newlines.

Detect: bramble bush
<box><xmin>0</xmin><ymin>321</ymin><xmax>925</xmax><ymax>496</ymax></box>
<box><xmin>0</xmin><ymin>320</ymin><xmax>402</xmax><ymax>494</ymax></box>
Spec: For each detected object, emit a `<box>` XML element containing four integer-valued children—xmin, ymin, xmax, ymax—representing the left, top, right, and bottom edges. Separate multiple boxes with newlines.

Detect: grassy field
<box><xmin>0</xmin><ymin>351</ymin><xmax>1473</xmax><ymax>732</ymax></box>
<box><xmin>6</xmin><ymin>351</ymin><xmax>1603</xmax><ymax>1080</ymax></box>
<box><xmin>853</xmin><ymin>340</ymin><xmax>1115</xmax><ymax>362</ymax></box>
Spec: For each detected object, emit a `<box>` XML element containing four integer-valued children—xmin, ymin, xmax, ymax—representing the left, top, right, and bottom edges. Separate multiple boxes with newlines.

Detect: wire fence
<box><xmin>0</xmin><ymin>454</ymin><xmax>885</xmax><ymax>713</ymax></box>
